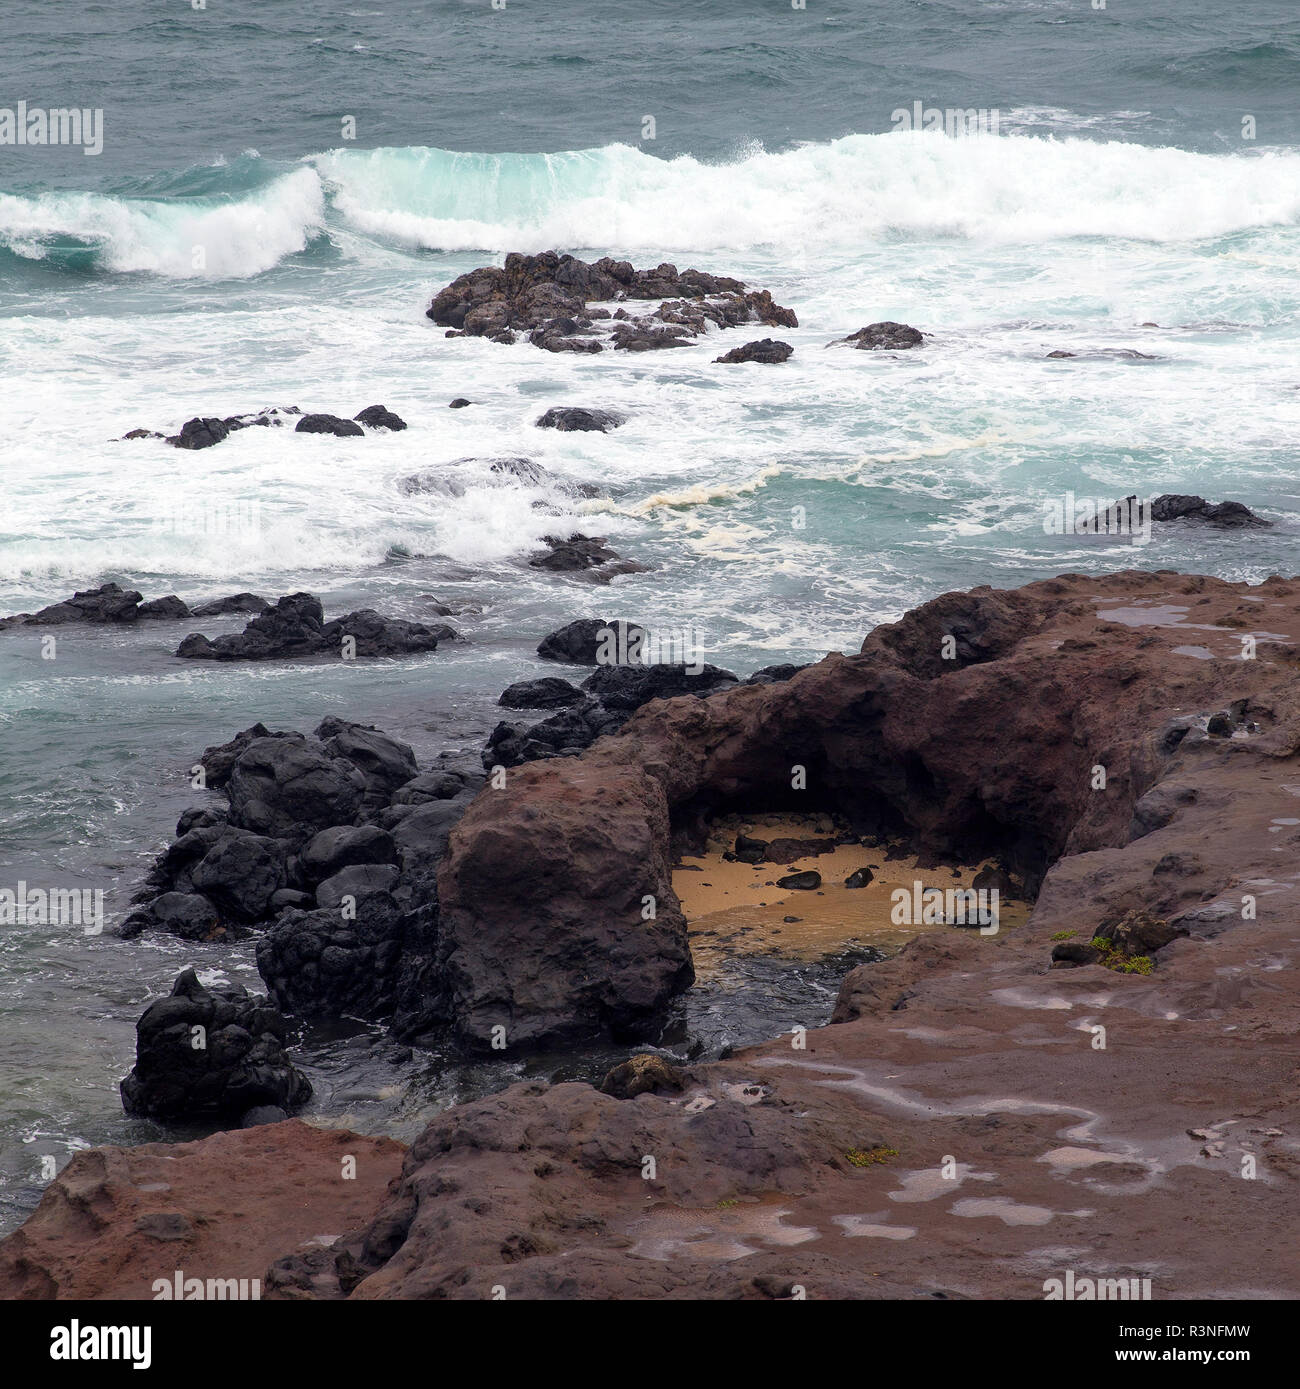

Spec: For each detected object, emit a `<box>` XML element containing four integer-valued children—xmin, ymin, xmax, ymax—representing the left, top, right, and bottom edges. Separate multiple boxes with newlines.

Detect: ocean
<box><xmin>1</xmin><ymin>0</ymin><xmax>1298</xmax><ymax>1234</ymax></box>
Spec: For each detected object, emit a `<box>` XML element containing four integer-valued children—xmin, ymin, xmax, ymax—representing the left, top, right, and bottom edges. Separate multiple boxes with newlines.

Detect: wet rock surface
<box><xmin>176</xmin><ymin>592</ymin><xmax>448</xmax><ymax>662</ymax></box>
<box><xmin>527</xmin><ymin>533</ymin><xmax>650</xmax><ymax>582</ymax></box>
<box><xmin>832</xmin><ymin>321</ymin><xmax>925</xmax><ymax>350</ymax></box>
<box><xmin>9</xmin><ymin>571</ymin><xmax>1300</xmax><ymax>1301</ymax></box>
<box><xmin>120</xmin><ymin>969</ymin><xmax>312</xmax><ymax>1123</ymax></box>
<box><xmin>428</xmin><ymin>250</ymin><xmax>797</xmax><ymax>354</ymax></box>
<box><xmin>714</xmin><ymin>337</ymin><xmax>793</xmax><ymax>364</ymax></box>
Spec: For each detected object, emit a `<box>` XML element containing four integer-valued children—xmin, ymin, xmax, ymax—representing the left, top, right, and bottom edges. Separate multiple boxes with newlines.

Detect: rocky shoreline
<box><xmin>3</xmin><ymin>566</ymin><xmax>1299</xmax><ymax>1298</ymax></box>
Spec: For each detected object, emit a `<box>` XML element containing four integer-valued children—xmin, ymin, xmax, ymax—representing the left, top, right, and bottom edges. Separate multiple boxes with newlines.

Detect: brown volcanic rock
<box><xmin>0</xmin><ymin>1122</ymin><xmax>404</xmax><ymax>1299</ymax></box>
<box><xmin>438</xmin><ymin>569</ymin><xmax>1300</xmax><ymax>1048</ymax></box>
<box><xmin>288</xmin><ymin>569</ymin><xmax>1300</xmax><ymax>1297</ymax></box>
<box><xmin>269</xmin><ymin>1072</ymin><xmax>888</xmax><ymax>1299</ymax></box>
<box><xmin>11</xmin><ymin>569</ymin><xmax>1300</xmax><ymax>1301</ymax></box>
<box><xmin>438</xmin><ymin>759</ymin><xmax>694</xmax><ymax>1050</ymax></box>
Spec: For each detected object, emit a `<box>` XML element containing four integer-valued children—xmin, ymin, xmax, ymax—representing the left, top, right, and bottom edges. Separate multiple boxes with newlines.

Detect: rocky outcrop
<box><xmin>537</xmin><ymin>618</ymin><xmax>643</xmax><ymax>664</ymax></box>
<box><xmin>296</xmin><ymin>413</ymin><xmax>364</xmax><ymax>437</ymax></box>
<box><xmin>120</xmin><ymin>969</ymin><xmax>312</xmax><ymax>1123</ymax></box>
<box><xmin>484</xmin><ymin>658</ymin><xmax>738</xmax><ymax>771</ymax></box>
<box><xmin>1149</xmin><ymin>494</ymin><xmax>1271</xmax><ymax>528</ymax></box>
<box><xmin>498</xmin><ymin>676</ymin><xmax>586</xmax><ymax>710</ymax></box>
<box><xmin>428</xmin><ymin>251</ymin><xmax>797</xmax><ymax>353</ymax></box>
<box><xmin>527</xmin><ymin>534</ymin><xmax>650</xmax><ymax>582</ymax></box>
<box><xmin>831</xmin><ymin>321</ymin><xmax>925</xmax><ymax>350</ymax></box>
<box><xmin>118</xmin><ymin>404</ymin><xmax>405</xmax><ymax>449</ymax></box>
<box><xmin>439</xmin><ymin>570</ymin><xmax>1300</xmax><ymax>1051</ymax></box>
<box><xmin>535</xmin><ymin>406</ymin><xmax>625</xmax><ymax>432</ymax></box>
<box><xmin>176</xmin><ymin>592</ymin><xmax>449</xmax><ymax>662</ymax></box>
<box><xmin>714</xmin><ymin>338</ymin><xmax>793</xmax><ymax>364</ymax></box>
<box><xmin>0</xmin><ymin>582</ymin><xmax>191</xmax><ymax>629</ymax></box>
<box><xmin>0</xmin><ymin>1122</ymin><xmax>404</xmax><ymax>1299</ymax></box>
<box><xmin>353</xmin><ymin>404</ymin><xmax>407</xmax><ymax>431</ymax></box>
<box><xmin>190</xmin><ymin>593</ymin><xmax>271</xmax><ymax>617</ymax></box>
<box><xmin>438</xmin><ymin>757</ymin><xmax>694</xmax><ymax>1051</ymax></box>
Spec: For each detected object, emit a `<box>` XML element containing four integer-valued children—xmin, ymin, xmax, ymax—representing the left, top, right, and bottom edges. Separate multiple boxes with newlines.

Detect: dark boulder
<box><xmin>579</xmin><ymin>662</ymin><xmax>739</xmax><ymax>711</ymax></box>
<box><xmin>120</xmin><ymin>968</ymin><xmax>311</xmax><ymax>1122</ymax></box>
<box><xmin>746</xmin><ymin>663</ymin><xmax>809</xmax><ymax>685</ymax></box>
<box><xmin>391</xmin><ymin>770</ymin><xmax>473</xmax><ymax>805</ymax></box>
<box><xmin>498</xmin><ymin>677</ymin><xmax>586</xmax><ymax>710</ymax></box>
<box><xmin>300</xmin><ymin>825</ymin><xmax>398</xmax><ymax>886</ymax></box>
<box><xmin>175</xmin><ymin>806</ymin><xmax>227</xmax><ymax>837</ymax></box>
<box><xmin>528</xmin><ymin>534</ymin><xmax>648</xmax><ymax>580</ymax></box>
<box><xmin>137</xmin><ymin>595</ymin><xmax>191</xmax><ymax>620</ymax></box>
<box><xmin>389</xmin><ymin>799</ymin><xmax>467</xmax><ymax>873</ymax></box>
<box><xmin>448</xmin><ymin>398</ymin><xmax>472</xmax><ymax>408</ymax></box>
<box><xmin>844</xmin><ymin>867</ymin><xmax>875</xmax><ymax>889</ymax></box>
<box><xmin>714</xmin><ymin>338</ymin><xmax>793</xmax><ymax>364</ymax></box>
<box><xmin>537</xmin><ymin>618</ymin><xmax>644</xmax><ymax>665</ymax></box>
<box><xmin>199</xmin><ymin>724</ymin><xmax>303</xmax><ymax>790</ymax></box>
<box><xmin>354</xmin><ymin>405</ymin><xmax>407</xmax><ymax>431</ymax></box>
<box><xmin>170</xmin><ymin>417</ymin><xmax>231</xmax><ymax>450</ymax></box>
<box><xmin>483</xmin><ymin>699</ymin><xmax>629</xmax><ymax>770</ymax></box>
<box><xmin>1151</xmin><ymin>494</ymin><xmax>1271</xmax><ymax>529</ymax></box>
<box><xmin>315</xmin><ymin>863</ymin><xmax>401</xmax><ymax>910</ymax></box>
<box><xmin>178</xmin><ymin>592</ymin><xmax>325</xmax><ymax>660</ymax></box>
<box><xmin>535</xmin><ymin>407</ymin><xmax>625</xmax><ymax>433</ymax></box>
<box><xmin>776</xmin><ymin>870</ymin><xmax>822</xmax><ymax>890</ymax></box>
<box><xmin>28</xmin><ymin>583</ymin><xmax>143</xmax><ymax>625</ymax></box>
<box><xmin>834</xmin><ymin>322</ymin><xmax>925</xmax><ymax>351</ymax></box>
<box><xmin>256</xmin><ymin>890</ymin><xmax>443</xmax><ymax>1029</ymax></box>
<box><xmin>763</xmin><ymin>837</ymin><xmax>838</xmax><ymax>864</ymax></box>
<box><xmin>188</xmin><ymin>827</ymin><xmax>289</xmax><ymax>920</ymax></box>
<box><xmin>734</xmin><ymin>834</ymin><xmax>768</xmax><ymax>865</ymax></box>
<box><xmin>295</xmin><ymin>414</ymin><xmax>365</xmax><ymax>438</ymax></box>
<box><xmin>189</xmin><ymin>593</ymin><xmax>271</xmax><ymax>618</ymax></box>
<box><xmin>178</xmin><ymin>593</ymin><xmax>444</xmax><ymax>662</ymax></box>
<box><xmin>226</xmin><ymin>737</ymin><xmax>365</xmax><ymax>842</ymax></box>
<box><xmin>120</xmin><ymin>891</ymin><xmax>220</xmax><ymax>942</ymax></box>
<box><xmin>314</xmin><ymin>718</ymin><xmax>419</xmax><ymax>809</ymax></box>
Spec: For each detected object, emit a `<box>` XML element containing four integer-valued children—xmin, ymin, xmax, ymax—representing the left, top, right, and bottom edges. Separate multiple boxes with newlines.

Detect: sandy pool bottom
<box><xmin>673</xmin><ymin>813</ymin><xmax>1030</xmax><ymax>977</ymax></box>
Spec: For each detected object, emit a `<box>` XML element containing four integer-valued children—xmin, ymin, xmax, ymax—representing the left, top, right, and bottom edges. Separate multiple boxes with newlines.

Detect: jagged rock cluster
<box><xmin>120</xmin><ymin>968</ymin><xmax>312</xmax><ymax>1124</ymax></box>
<box><xmin>121</xmin><ymin>404</ymin><xmax>407</xmax><ymax>449</ymax></box>
<box><xmin>176</xmin><ymin>592</ymin><xmax>453</xmax><ymax>661</ymax></box>
<box><xmin>427</xmin><ymin>251</ymin><xmax>797</xmax><ymax>353</ymax></box>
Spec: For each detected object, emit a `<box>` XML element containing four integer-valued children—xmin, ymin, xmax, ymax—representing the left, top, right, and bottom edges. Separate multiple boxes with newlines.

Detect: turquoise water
<box><xmin>1</xmin><ymin>0</ymin><xmax>1298</xmax><ymax>1234</ymax></box>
